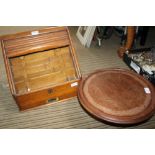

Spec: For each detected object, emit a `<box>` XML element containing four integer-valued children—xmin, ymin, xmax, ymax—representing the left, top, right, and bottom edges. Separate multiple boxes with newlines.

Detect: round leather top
<box><xmin>78</xmin><ymin>68</ymin><xmax>155</xmax><ymax>124</ymax></box>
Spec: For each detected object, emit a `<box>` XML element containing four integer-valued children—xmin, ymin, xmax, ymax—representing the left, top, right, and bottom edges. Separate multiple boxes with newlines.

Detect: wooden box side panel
<box><xmin>0</xmin><ymin>40</ymin><xmax>16</xmax><ymax>94</ymax></box>
<box><xmin>67</xmin><ymin>28</ymin><xmax>81</xmax><ymax>79</ymax></box>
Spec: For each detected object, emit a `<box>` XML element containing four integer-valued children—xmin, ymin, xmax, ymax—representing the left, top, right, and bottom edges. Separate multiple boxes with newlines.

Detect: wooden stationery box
<box><xmin>0</xmin><ymin>27</ymin><xmax>81</xmax><ymax>110</ymax></box>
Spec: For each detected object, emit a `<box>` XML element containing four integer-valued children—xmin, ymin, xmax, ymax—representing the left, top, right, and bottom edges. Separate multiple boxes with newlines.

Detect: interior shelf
<box><xmin>9</xmin><ymin>46</ymin><xmax>77</xmax><ymax>94</ymax></box>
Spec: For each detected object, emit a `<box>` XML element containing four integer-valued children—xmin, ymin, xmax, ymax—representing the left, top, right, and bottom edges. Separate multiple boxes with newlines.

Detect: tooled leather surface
<box><xmin>82</xmin><ymin>70</ymin><xmax>151</xmax><ymax>116</ymax></box>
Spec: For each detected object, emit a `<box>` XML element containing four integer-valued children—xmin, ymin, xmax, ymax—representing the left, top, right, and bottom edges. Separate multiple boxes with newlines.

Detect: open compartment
<box><xmin>1</xmin><ymin>27</ymin><xmax>81</xmax><ymax>110</ymax></box>
<box><xmin>9</xmin><ymin>46</ymin><xmax>77</xmax><ymax>95</ymax></box>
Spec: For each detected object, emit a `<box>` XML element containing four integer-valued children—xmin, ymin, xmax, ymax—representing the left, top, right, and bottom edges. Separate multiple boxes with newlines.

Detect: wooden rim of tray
<box><xmin>78</xmin><ymin>68</ymin><xmax>155</xmax><ymax>124</ymax></box>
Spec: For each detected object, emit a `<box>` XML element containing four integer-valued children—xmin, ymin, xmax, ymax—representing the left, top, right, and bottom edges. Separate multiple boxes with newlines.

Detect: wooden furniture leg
<box><xmin>117</xmin><ymin>26</ymin><xmax>135</xmax><ymax>58</ymax></box>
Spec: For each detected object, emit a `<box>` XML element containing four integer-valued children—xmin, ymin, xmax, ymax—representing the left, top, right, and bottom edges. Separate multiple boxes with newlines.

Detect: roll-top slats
<box><xmin>2</xmin><ymin>27</ymin><xmax>70</xmax><ymax>58</ymax></box>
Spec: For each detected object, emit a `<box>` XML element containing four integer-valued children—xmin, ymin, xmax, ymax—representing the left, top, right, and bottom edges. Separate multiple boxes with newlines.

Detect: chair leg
<box><xmin>117</xmin><ymin>26</ymin><xmax>135</xmax><ymax>58</ymax></box>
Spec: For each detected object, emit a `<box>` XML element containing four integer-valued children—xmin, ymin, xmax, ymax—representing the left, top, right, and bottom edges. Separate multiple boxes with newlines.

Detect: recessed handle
<box><xmin>47</xmin><ymin>97</ymin><xmax>59</xmax><ymax>103</ymax></box>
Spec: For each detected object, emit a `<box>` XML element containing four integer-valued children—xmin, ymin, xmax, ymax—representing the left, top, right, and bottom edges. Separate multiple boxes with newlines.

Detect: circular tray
<box><xmin>78</xmin><ymin>68</ymin><xmax>155</xmax><ymax>124</ymax></box>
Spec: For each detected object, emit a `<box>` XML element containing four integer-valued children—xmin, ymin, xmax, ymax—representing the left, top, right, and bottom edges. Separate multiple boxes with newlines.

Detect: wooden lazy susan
<box><xmin>78</xmin><ymin>68</ymin><xmax>155</xmax><ymax>124</ymax></box>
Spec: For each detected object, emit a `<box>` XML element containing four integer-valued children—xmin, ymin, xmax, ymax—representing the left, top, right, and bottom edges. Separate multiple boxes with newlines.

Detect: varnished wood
<box><xmin>1</xmin><ymin>26</ymin><xmax>81</xmax><ymax>110</ymax></box>
<box><xmin>15</xmin><ymin>79</ymin><xmax>79</xmax><ymax>110</ymax></box>
<box><xmin>78</xmin><ymin>68</ymin><xmax>155</xmax><ymax>124</ymax></box>
<box><xmin>66</xmin><ymin>28</ymin><xmax>81</xmax><ymax>78</ymax></box>
<box><xmin>10</xmin><ymin>47</ymin><xmax>77</xmax><ymax>94</ymax></box>
<box><xmin>118</xmin><ymin>26</ymin><xmax>135</xmax><ymax>58</ymax></box>
<box><xmin>2</xmin><ymin>27</ymin><xmax>70</xmax><ymax>58</ymax></box>
<box><xmin>0</xmin><ymin>26</ymin><xmax>65</xmax><ymax>40</ymax></box>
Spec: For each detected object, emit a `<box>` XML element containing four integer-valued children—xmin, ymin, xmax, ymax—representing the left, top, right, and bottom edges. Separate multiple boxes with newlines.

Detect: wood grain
<box><xmin>1</xmin><ymin>26</ymin><xmax>81</xmax><ymax>110</ymax></box>
<box><xmin>118</xmin><ymin>26</ymin><xmax>135</xmax><ymax>58</ymax></box>
<box><xmin>78</xmin><ymin>68</ymin><xmax>155</xmax><ymax>124</ymax></box>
